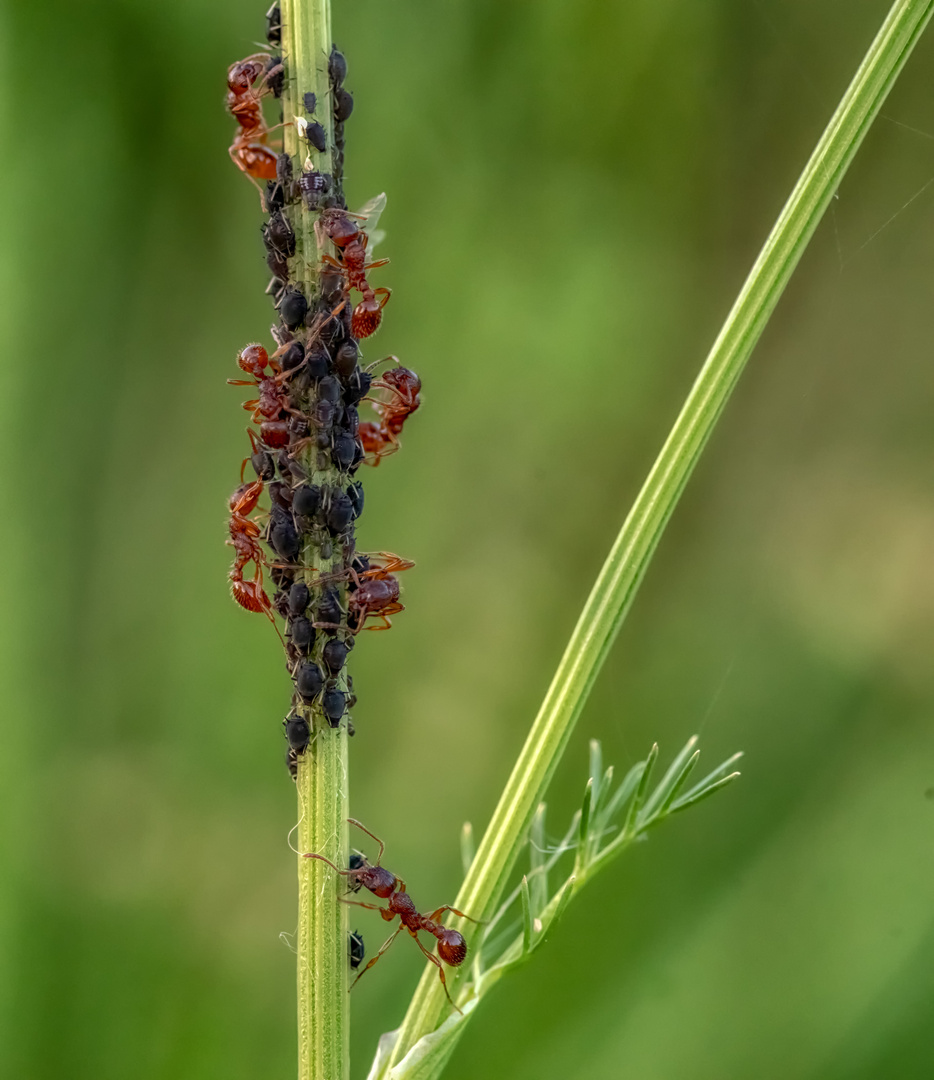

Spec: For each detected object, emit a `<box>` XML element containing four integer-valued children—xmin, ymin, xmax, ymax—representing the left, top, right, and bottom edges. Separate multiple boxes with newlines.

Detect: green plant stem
<box><xmin>386</xmin><ymin>0</ymin><xmax>934</xmax><ymax>1068</ymax></box>
<box><xmin>280</xmin><ymin>3</ymin><xmax>350</xmax><ymax>1080</ymax></box>
<box><xmin>295</xmin><ymin>731</ymin><xmax>349</xmax><ymax>1080</ymax></box>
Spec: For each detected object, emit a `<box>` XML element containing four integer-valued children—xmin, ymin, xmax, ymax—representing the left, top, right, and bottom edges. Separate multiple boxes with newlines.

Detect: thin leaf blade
<box><xmin>638</xmin><ymin>736</ymin><xmax>698</xmax><ymax>824</ymax></box>
<box><xmin>624</xmin><ymin>744</ymin><xmax>658</xmax><ymax>836</ymax></box>
<box><xmin>669</xmin><ymin>771</ymin><xmax>742</xmax><ymax>814</ymax></box>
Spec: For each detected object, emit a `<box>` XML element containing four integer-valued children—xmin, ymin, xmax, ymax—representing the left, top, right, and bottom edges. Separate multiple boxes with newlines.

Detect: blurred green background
<box><xmin>2</xmin><ymin>0</ymin><xmax>934</xmax><ymax>1076</ymax></box>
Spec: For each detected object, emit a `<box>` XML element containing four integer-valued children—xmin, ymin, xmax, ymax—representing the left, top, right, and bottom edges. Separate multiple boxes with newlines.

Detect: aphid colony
<box><xmin>224</xmin><ymin>25</ymin><xmax>421</xmax><ymax>763</ymax></box>
<box><xmin>224</xmin><ymin>9</ymin><xmax>472</xmax><ymax>1003</ymax></box>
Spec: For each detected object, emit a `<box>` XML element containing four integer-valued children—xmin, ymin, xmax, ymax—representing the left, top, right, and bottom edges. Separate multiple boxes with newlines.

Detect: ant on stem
<box><xmin>226</xmin><ymin>480</ymin><xmax>284</xmax><ymax>643</ymax></box>
<box><xmin>304</xmin><ymin>819</ymin><xmax>480</xmax><ymax>1012</ymax></box>
<box><xmin>226</xmin><ymin>52</ymin><xmax>285</xmax><ymax>201</ymax></box>
<box><xmin>228</xmin><ymin>342</ymin><xmax>297</xmax><ymax>451</ymax></box>
<box><xmin>316</xmin><ymin>208</ymin><xmax>392</xmax><ymax>339</ymax></box>
<box><xmin>309</xmin><ymin>551</ymin><xmax>414</xmax><ymax>632</ymax></box>
<box><xmin>358</xmin><ymin>364</ymin><xmax>421</xmax><ymax>464</ymax></box>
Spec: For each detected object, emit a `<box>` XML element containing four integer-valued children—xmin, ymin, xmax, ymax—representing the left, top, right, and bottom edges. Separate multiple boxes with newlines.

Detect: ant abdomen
<box><xmin>231</xmin><ymin>578</ymin><xmax>269</xmax><ymax>613</ymax></box>
<box><xmin>436</xmin><ymin>929</ymin><xmax>467</xmax><ymax>967</ymax></box>
<box><xmin>260</xmin><ymin>419</ymin><xmax>290</xmax><ymax>448</ymax></box>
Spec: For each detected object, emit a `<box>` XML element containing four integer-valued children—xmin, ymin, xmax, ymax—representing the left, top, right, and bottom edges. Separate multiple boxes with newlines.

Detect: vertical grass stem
<box><xmin>280</xmin><ymin>2</ymin><xmax>351</xmax><ymax>1080</ymax></box>
<box><xmin>386</xmin><ymin>0</ymin><xmax>934</xmax><ymax>1069</ymax></box>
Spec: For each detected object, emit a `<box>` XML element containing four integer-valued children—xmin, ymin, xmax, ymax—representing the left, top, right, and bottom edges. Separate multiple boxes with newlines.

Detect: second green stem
<box><xmin>386</xmin><ymin>0</ymin><xmax>934</xmax><ymax>1070</ymax></box>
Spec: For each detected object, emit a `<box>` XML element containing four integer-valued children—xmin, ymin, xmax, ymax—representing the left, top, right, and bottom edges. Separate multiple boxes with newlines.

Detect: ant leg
<box><xmin>363</xmin><ymin>552</ymin><xmax>416</xmax><ymax>577</ymax></box>
<box><xmin>265</xmin><ymin>605</ymin><xmax>286</xmax><ymax>646</ymax></box>
<box><xmin>426</xmin><ymin>905</ymin><xmax>483</xmax><ymax>925</ymax></box>
<box><xmin>234</xmin><ymin>50</ymin><xmax>277</xmax><ymax>68</ymax></box>
<box><xmin>304</xmin><ymin>300</ymin><xmax>348</xmax><ymax>346</ymax></box>
<box><xmin>347</xmin><ymin>818</ymin><xmax>385</xmax><ymax>865</ymax></box>
<box><xmin>322</xmin><ymin>298</ymin><xmax>348</xmax><ymax>325</ymax></box>
<box><xmin>363</xmin><ymin>258</ymin><xmax>390</xmax><ymax>271</ymax></box>
<box><xmin>348</xmin><ymin>924</ymin><xmax>404</xmax><ymax>991</ymax></box>
<box><xmin>374</xmin><ymin>287</ymin><xmax>392</xmax><ymax>310</ymax></box>
<box><xmin>288</xmin><ymin>435</ymin><xmax>315</xmax><ymax>455</ymax></box>
<box><xmin>271</xmin><ymin>361</ymin><xmax>306</xmax><ymax>384</ymax></box>
<box><xmin>338</xmin><ymin>897</ymin><xmax>387</xmax><ymax>914</ymax></box>
<box><xmin>270</xmin><ymin>561</ymin><xmax>318</xmax><ymax>577</ymax></box>
<box><xmin>241</xmin><ymin>428</ymin><xmax>265</xmax><ymax>480</ymax></box>
<box><xmin>228</xmin><ymin>144</ymin><xmax>270</xmax><ymax>209</ymax></box>
<box><xmin>362</xmin><ymin>355</ymin><xmax>397</xmax><ymax>376</ymax></box>
<box><xmin>363</xmin><ymin>603</ymin><xmax>405</xmax><ymax>632</ymax></box>
<box><xmin>411</xmin><ymin>934</ymin><xmax>462</xmax><ymax>1015</ymax></box>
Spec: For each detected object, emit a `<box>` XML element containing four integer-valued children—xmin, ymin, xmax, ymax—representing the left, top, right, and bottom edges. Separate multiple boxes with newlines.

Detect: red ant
<box><xmin>306</xmin><ymin>552</ymin><xmax>413</xmax><ymax>633</ymax></box>
<box><xmin>226</xmin><ymin>53</ymin><xmax>284</xmax><ymax>196</ymax></box>
<box><xmin>316</xmin><ymin>208</ymin><xmax>392</xmax><ymax>339</ymax></box>
<box><xmin>227</xmin><ymin>480</ymin><xmax>288</xmax><ymax>643</ymax></box>
<box><xmin>227</xmin><ymin>343</ymin><xmax>295</xmax><ymax>451</ymax></box>
<box><xmin>349</xmin><ymin>551</ymin><xmax>414</xmax><ymax>632</ymax></box>
<box><xmin>358</xmin><ymin>420</ymin><xmax>394</xmax><ymax>462</ymax></box>
<box><xmin>330</xmin><ymin>551</ymin><xmax>413</xmax><ymax>632</ymax></box>
<box><xmin>358</xmin><ymin>365</ymin><xmax>421</xmax><ymax>464</ymax></box>
<box><xmin>349</xmin><ymin>575</ymin><xmax>403</xmax><ymax>631</ymax></box>
<box><xmin>373</xmin><ymin>366</ymin><xmax>421</xmax><ymax>433</ymax></box>
<box><xmin>304</xmin><ymin>819</ymin><xmax>479</xmax><ymax>1012</ymax></box>
<box><xmin>227</xmin><ymin>480</ymin><xmax>274</xmax><ymax>618</ymax></box>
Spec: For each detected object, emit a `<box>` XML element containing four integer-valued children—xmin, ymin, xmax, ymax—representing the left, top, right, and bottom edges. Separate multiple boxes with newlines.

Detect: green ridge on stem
<box><xmin>280</xmin><ymin>2</ymin><xmax>350</xmax><ymax>1080</ymax></box>
<box><xmin>383</xmin><ymin>0</ymin><xmax>934</xmax><ymax>1074</ymax></box>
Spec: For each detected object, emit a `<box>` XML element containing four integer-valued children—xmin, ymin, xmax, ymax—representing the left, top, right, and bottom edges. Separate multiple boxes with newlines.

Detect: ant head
<box><xmin>229</xmin><ymin>480</ymin><xmax>263</xmax><ymax>515</ymax></box>
<box><xmin>238</xmin><ymin>343</ymin><xmax>269</xmax><ymax>377</ymax></box>
<box><xmin>319</xmin><ymin>208</ymin><xmax>359</xmax><ymax>248</ymax></box>
<box><xmin>345</xmin><ymin>851</ymin><xmax>395</xmax><ymax>898</ymax></box>
<box><xmin>436</xmin><ymin>929</ymin><xmax>468</xmax><ymax>967</ymax></box>
<box><xmin>228</xmin><ymin>58</ymin><xmax>267</xmax><ymax>93</ymax></box>
<box><xmin>380</xmin><ymin>365</ymin><xmax>419</xmax><ymax>394</ymax></box>
<box><xmin>359</xmin><ymin>863</ymin><xmax>396</xmax><ymax>899</ymax></box>
<box><xmin>344</xmin><ymin>851</ymin><xmax>369</xmax><ymax>893</ymax></box>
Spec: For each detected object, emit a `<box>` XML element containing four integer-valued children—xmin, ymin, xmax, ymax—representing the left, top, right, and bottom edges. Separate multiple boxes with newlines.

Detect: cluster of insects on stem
<box><xmin>223</xmin><ymin>5</ymin><xmax>475</xmax><ymax>995</ymax></box>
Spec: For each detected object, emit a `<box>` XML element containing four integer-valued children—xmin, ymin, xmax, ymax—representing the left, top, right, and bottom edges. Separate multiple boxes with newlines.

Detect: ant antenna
<box><xmin>348</xmin><ymin>817</ymin><xmax>384</xmax><ymax>865</ymax></box>
<box><xmin>362</xmin><ymin>354</ymin><xmax>399</xmax><ymax>376</ymax></box>
<box><xmin>303</xmin><ymin>850</ymin><xmax>349</xmax><ymax>876</ymax></box>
